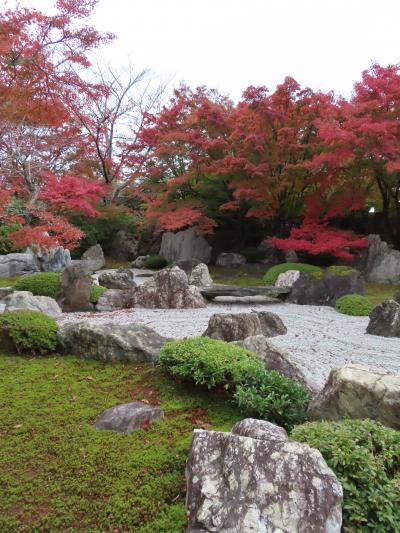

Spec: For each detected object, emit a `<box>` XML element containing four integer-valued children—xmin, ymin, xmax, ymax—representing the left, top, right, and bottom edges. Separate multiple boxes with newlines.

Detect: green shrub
<box><xmin>327</xmin><ymin>265</ymin><xmax>357</xmax><ymax>276</ymax></box>
<box><xmin>145</xmin><ymin>255</ymin><xmax>168</xmax><ymax>270</ymax></box>
<box><xmin>335</xmin><ymin>294</ymin><xmax>374</xmax><ymax>316</ymax></box>
<box><xmin>90</xmin><ymin>284</ymin><xmax>107</xmax><ymax>304</ymax></box>
<box><xmin>14</xmin><ymin>272</ymin><xmax>60</xmax><ymax>299</ymax></box>
<box><xmin>0</xmin><ymin>223</ymin><xmax>23</xmax><ymax>254</ymax></box>
<box><xmin>263</xmin><ymin>263</ymin><xmax>322</xmax><ymax>285</ymax></box>
<box><xmin>240</xmin><ymin>247</ymin><xmax>265</xmax><ymax>263</ymax></box>
<box><xmin>0</xmin><ymin>310</ymin><xmax>58</xmax><ymax>355</ymax></box>
<box><xmin>291</xmin><ymin>419</ymin><xmax>400</xmax><ymax>532</ymax></box>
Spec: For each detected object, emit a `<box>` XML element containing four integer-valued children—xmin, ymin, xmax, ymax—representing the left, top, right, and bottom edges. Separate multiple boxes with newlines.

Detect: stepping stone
<box><xmin>93</xmin><ymin>401</ymin><xmax>164</xmax><ymax>434</ymax></box>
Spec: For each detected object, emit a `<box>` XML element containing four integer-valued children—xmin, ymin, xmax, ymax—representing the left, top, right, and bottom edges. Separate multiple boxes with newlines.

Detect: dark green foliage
<box><xmin>263</xmin><ymin>263</ymin><xmax>322</xmax><ymax>284</ymax></box>
<box><xmin>291</xmin><ymin>419</ymin><xmax>400</xmax><ymax>532</ymax></box>
<box><xmin>0</xmin><ymin>310</ymin><xmax>58</xmax><ymax>355</ymax></box>
<box><xmin>240</xmin><ymin>247</ymin><xmax>265</xmax><ymax>263</ymax></box>
<box><xmin>90</xmin><ymin>284</ymin><xmax>107</xmax><ymax>304</ymax></box>
<box><xmin>14</xmin><ymin>272</ymin><xmax>60</xmax><ymax>299</ymax></box>
<box><xmin>0</xmin><ymin>223</ymin><xmax>23</xmax><ymax>254</ymax></box>
<box><xmin>145</xmin><ymin>255</ymin><xmax>168</xmax><ymax>270</ymax></box>
<box><xmin>327</xmin><ymin>265</ymin><xmax>357</xmax><ymax>276</ymax></box>
<box><xmin>335</xmin><ymin>294</ymin><xmax>374</xmax><ymax>316</ymax></box>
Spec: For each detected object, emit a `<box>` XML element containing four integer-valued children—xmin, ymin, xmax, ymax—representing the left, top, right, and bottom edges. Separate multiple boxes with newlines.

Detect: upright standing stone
<box><xmin>58</xmin><ymin>264</ymin><xmax>92</xmax><ymax>312</ymax></box>
<box><xmin>160</xmin><ymin>226</ymin><xmax>212</xmax><ymax>264</ymax></box>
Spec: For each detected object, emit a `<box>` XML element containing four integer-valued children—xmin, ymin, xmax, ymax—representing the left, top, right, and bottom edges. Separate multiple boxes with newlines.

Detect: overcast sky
<box><xmin>8</xmin><ymin>0</ymin><xmax>400</xmax><ymax>100</ymax></box>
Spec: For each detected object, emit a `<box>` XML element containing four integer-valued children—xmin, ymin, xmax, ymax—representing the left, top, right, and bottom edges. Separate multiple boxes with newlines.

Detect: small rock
<box><xmin>203</xmin><ymin>311</ymin><xmax>286</xmax><ymax>342</ymax></box>
<box><xmin>256</xmin><ymin>310</ymin><xmax>287</xmax><ymax>336</ymax></box>
<box><xmin>4</xmin><ymin>291</ymin><xmax>62</xmax><ymax>318</ymax></box>
<box><xmin>98</xmin><ymin>269</ymin><xmax>136</xmax><ymax>290</ymax></box>
<box><xmin>189</xmin><ymin>263</ymin><xmax>213</xmax><ymax>288</ymax></box>
<box><xmin>366</xmin><ymin>299</ymin><xmax>400</xmax><ymax>337</ymax></box>
<box><xmin>132</xmin><ymin>255</ymin><xmax>149</xmax><ymax>269</ymax></box>
<box><xmin>275</xmin><ymin>269</ymin><xmax>300</xmax><ymax>288</ymax></box>
<box><xmin>215</xmin><ymin>252</ymin><xmax>246</xmax><ymax>268</ymax></box>
<box><xmin>95</xmin><ymin>289</ymin><xmax>136</xmax><ymax>312</ymax></box>
<box><xmin>94</xmin><ymin>401</ymin><xmax>163</xmax><ymax>433</ymax></box>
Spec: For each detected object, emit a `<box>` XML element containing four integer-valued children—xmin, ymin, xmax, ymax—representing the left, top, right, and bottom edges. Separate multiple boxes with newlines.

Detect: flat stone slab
<box><xmin>200</xmin><ymin>284</ymin><xmax>289</xmax><ymax>300</ymax></box>
<box><xmin>94</xmin><ymin>401</ymin><xmax>164</xmax><ymax>433</ymax></box>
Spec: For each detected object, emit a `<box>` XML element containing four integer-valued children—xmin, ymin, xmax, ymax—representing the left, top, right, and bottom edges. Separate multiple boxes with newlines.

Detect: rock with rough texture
<box><xmin>203</xmin><ymin>311</ymin><xmax>286</xmax><ymax>341</ymax></box>
<box><xmin>58</xmin><ymin>264</ymin><xmax>92</xmax><ymax>312</ymax></box>
<box><xmin>30</xmin><ymin>246</ymin><xmax>71</xmax><ymax>272</ymax></box>
<box><xmin>186</xmin><ymin>419</ymin><xmax>343</xmax><ymax>533</ymax></box>
<box><xmin>4</xmin><ymin>291</ymin><xmax>62</xmax><ymax>318</ymax></box>
<box><xmin>95</xmin><ymin>288</ymin><xmax>136</xmax><ymax>312</ymax></box>
<box><xmin>0</xmin><ymin>252</ymin><xmax>39</xmax><ymax>278</ymax></box>
<box><xmin>366</xmin><ymin>299</ymin><xmax>400</xmax><ymax>337</ymax></box>
<box><xmin>234</xmin><ymin>335</ymin><xmax>314</xmax><ymax>392</ymax></box>
<box><xmin>309</xmin><ymin>363</ymin><xmax>400</xmax><ymax>430</ymax></box>
<box><xmin>58</xmin><ymin>321</ymin><xmax>168</xmax><ymax>363</ymax></box>
<box><xmin>94</xmin><ymin>401</ymin><xmax>163</xmax><ymax>433</ymax></box>
<box><xmin>132</xmin><ymin>255</ymin><xmax>149</xmax><ymax>269</ymax></box>
<box><xmin>132</xmin><ymin>266</ymin><xmax>206</xmax><ymax>309</ymax></box>
<box><xmin>275</xmin><ymin>269</ymin><xmax>300</xmax><ymax>288</ymax></box>
<box><xmin>285</xmin><ymin>249</ymin><xmax>299</xmax><ymax>263</ymax></box>
<box><xmin>356</xmin><ymin>234</ymin><xmax>400</xmax><ymax>284</ymax></box>
<box><xmin>0</xmin><ymin>287</ymin><xmax>13</xmax><ymax>301</ymax></box>
<box><xmin>175</xmin><ymin>259</ymin><xmax>200</xmax><ymax>273</ymax></box>
<box><xmin>189</xmin><ymin>263</ymin><xmax>213</xmax><ymax>288</ymax></box>
<box><xmin>81</xmin><ymin>244</ymin><xmax>105</xmax><ymax>272</ymax></box>
<box><xmin>110</xmin><ymin>230</ymin><xmax>139</xmax><ymax>261</ymax></box>
<box><xmin>160</xmin><ymin>226</ymin><xmax>212</xmax><ymax>264</ymax></box>
<box><xmin>98</xmin><ymin>269</ymin><xmax>136</xmax><ymax>290</ymax></box>
<box><xmin>394</xmin><ymin>291</ymin><xmax>400</xmax><ymax>304</ymax></box>
<box><xmin>215</xmin><ymin>252</ymin><xmax>246</xmax><ymax>268</ymax></box>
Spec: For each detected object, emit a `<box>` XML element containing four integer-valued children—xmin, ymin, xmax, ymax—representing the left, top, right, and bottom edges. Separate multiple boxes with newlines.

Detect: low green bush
<box><xmin>291</xmin><ymin>419</ymin><xmax>400</xmax><ymax>532</ymax></box>
<box><xmin>145</xmin><ymin>255</ymin><xmax>168</xmax><ymax>270</ymax></box>
<box><xmin>160</xmin><ymin>337</ymin><xmax>309</xmax><ymax>430</ymax></box>
<box><xmin>90</xmin><ymin>284</ymin><xmax>107</xmax><ymax>304</ymax></box>
<box><xmin>14</xmin><ymin>272</ymin><xmax>60</xmax><ymax>299</ymax></box>
<box><xmin>0</xmin><ymin>310</ymin><xmax>58</xmax><ymax>355</ymax></box>
<box><xmin>327</xmin><ymin>265</ymin><xmax>357</xmax><ymax>276</ymax></box>
<box><xmin>263</xmin><ymin>263</ymin><xmax>322</xmax><ymax>285</ymax></box>
<box><xmin>335</xmin><ymin>294</ymin><xmax>374</xmax><ymax>316</ymax></box>
<box><xmin>240</xmin><ymin>247</ymin><xmax>265</xmax><ymax>263</ymax></box>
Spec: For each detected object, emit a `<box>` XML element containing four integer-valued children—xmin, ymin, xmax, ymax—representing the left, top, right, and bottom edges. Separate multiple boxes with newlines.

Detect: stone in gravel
<box><xmin>132</xmin><ymin>266</ymin><xmax>206</xmax><ymax>309</ymax></box>
<box><xmin>256</xmin><ymin>310</ymin><xmax>287</xmax><ymax>336</ymax></box>
<box><xmin>186</xmin><ymin>419</ymin><xmax>342</xmax><ymax>533</ymax></box>
<box><xmin>4</xmin><ymin>291</ymin><xmax>62</xmax><ymax>318</ymax></box>
<box><xmin>95</xmin><ymin>289</ymin><xmax>136</xmax><ymax>312</ymax></box>
<box><xmin>58</xmin><ymin>321</ymin><xmax>168</xmax><ymax>363</ymax></box>
<box><xmin>98</xmin><ymin>269</ymin><xmax>136</xmax><ymax>290</ymax></box>
<box><xmin>366</xmin><ymin>299</ymin><xmax>400</xmax><ymax>337</ymax></box>
<box><xmin>58</xmin><ymin>264</ymin><xmax>92</xmax><ymax>312</ymax></box>
<box><xmin>81</xmin><ymin>244</ymin><xmax>105</xmax><ymax>272</ymax></box>
<box><xmin>132</xmin><ymin>255</ymin><xmax>149</xmax><ymax>269</ymax></box>
<box><xmin>234</xmin><ymin>335</ymin><xmax>314</xmax><ymax>392</ymax></box>
<box><xmin>160</xmin><ymin>226</ymin><xmax>212</xmax><ymax>264</ymax></box>
<box><xmin>215</xmin><ymin>252</ymin><xmax>246</xmax><ymax>268</ymax></box>
<box><xmin>94</xmin><ymin>401</ymin><xmax>163</xmax><ymax>433</ymax></box>
<box><xmin>188</xmin><ymin>263</ymin><xmax>213</xmax><ymax>288</ymax></box>
<box><xmin>203</xmin><ymin>311</ymin><xmax>286</xmax><ymax>342</ymax></box>
<box><xmin>308</xmin><ymin>363</ymin><xmax>400</xmax><ymax>430</ymax></box>
<box><xmin>275</xmin><ymin>269</ymin><xmax>300</xmax><ymax>288</ymax></box>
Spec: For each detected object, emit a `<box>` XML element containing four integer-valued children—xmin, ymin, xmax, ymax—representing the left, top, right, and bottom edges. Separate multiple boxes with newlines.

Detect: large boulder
<box><xmin>309</xmin><ymin>364</ymin><xmax>400</xmax><ymax>430</ymax></box>
<box><xmin>186</xmin><ymin>419</ymin><xmax>343</xmax><ymax>533</ymax></box>
<box><xmin>81</xmin><ymin>244</ymin><xmax>105</xmax><ymax>272</ymax></box>
<box><xmin>132</xmin><ymin>266</ymin><xmax>206</xmax><ymax>309</ymax></box>
<box><xmin>188</xmin><ymin>263</ymin><xmax>213</xmax><ymax>288</ymax></box>
<box><xmin>234</xmin><ymin>335</ymin><xmax>314</xmax><ymax>392</ymax></box>
<box><xmin>110</xmin><ymin>230</ymin><xmax>139</xmax><ymax>261</ymax></box>
<box><xmin>30</xmin><ymin>246</ymin><xmax>71</xmax><ymax>272</ymax></box>
<box><xmin>4</xmin><ymin>291</ymin><xmax>62</xmax><ymax>318</ymax></box>
<box><xmin>95</xmin><ymin>288</ymin><xmax>136</xmax><ymax>312</ymax></box>
<box><xmin>58</xmin><ymin>321</ymin><xmax>168</xmax><ymax>363</ymax></box>
<box><xmin>356</xmin><ymin>234</ymin><xmax>400</xmax><ymax>284</ymax></box>
<box><xmin>203</xmin><ymin>311</ymin><xmax>286</xmax><ymax>342</ymax></box>
<box><xmin>94</xmin><ymin>401</ymin><xmax>163</xmax><ymax>433</ymax></box>
<box><xmin>366</xmin><ymin>299</ymin><xmax>400</xmax><ymax>337</ymax></box>
<box><xmin>98</xmin><ymin>269</ymin><xmax>136</xmax><ymax>290</ymax></box>
<box><xmin>160</xmin><ymin>226</ymin><xmax>212</xmax><ymax>264</ymax></box>
<box><xmin>58</xmin><ymin>264</ymin><xmax>92</xmax><ymax>312</ymax></box>
<box><xmin>275</xmin><ymin>269</ymin><xmax>300</xmax><ymax>288</ymax></box>
<box><xmin>0</xmin><ymin>252</ymin><xmax>39</xmax><ymax>278</ymax></box>
<box><xmin>215</xmin><ymin>252</ymin><xmax>246</xmax><ymax>268</ymax></box>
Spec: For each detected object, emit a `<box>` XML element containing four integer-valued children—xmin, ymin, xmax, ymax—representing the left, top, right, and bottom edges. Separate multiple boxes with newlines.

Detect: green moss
<box><xmin>327</xmin><ymin>265</ymin><xmax>357</xmax><ymax>276</ymax></box>
<box><xmin>0</xmin><ymin>277</ymin><xmax>20</xmax><ymax>288</ymax></box>
<box><xmin>263</xmin><ymin>263</ymin><xmax>322</xmax><ymax>285</ymax></box>
<box><xmin>366</xmin><ymin>283</ymin><xmax>400</xmax><ymax>306</ymax></box>
<box><xmin>335</xmin><ymin>294</ymin><xmax>374</xmax><ymax>316</ymax></box>
<box><xmin>311</xmin><ymin>270</ymin><xmax>324</xmax><ymax>281</ymax></box>
<box><xmin>14</xmin><ymin>272</ymin><xmax>60</xmax><ymax>299</ymax></box>
<box><xmin>90</xmin><ymin>284</ymin><xmax>107</xmax><ymax>304</ymax></box>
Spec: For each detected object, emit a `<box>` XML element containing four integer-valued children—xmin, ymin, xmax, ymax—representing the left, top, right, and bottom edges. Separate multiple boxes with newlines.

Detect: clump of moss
<box><xmin>327</xmin><ymin>265</ymin><xmax>357</xmax><ymax>276</ymax></box>
<box><xmin>335</xmin><ymin>294</ymin><xmax>374</xmax><ymax>316</ymax></box>
<box><xmin>263</xmin><ymin>263</ymin><xmax>322</xmax><ymax>285</ymax></box>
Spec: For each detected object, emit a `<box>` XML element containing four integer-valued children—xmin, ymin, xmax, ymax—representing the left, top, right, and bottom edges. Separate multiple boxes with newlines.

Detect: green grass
<box><xmin>104</xmin><ymin>256</ymin><xmax>132</xmax><ymax>269</ymax></box>
<box><xmin>209</xmin><ymin>264</ymin><xmax>265</xmax><ymax>287</ymax></box>
<box><xmin>365</xmin><ymin>283</ymin><xmax>400</xmax><ymax>306</ymax></box>
<box><xmin>0</xmin><ymin>353</ymin><xmax>242</xmax><ymax>532</ymax></box>
<box><xmin>0</xmin><ymin>276</ymin><xmax>20</xmax><ymax>288</ymax></box>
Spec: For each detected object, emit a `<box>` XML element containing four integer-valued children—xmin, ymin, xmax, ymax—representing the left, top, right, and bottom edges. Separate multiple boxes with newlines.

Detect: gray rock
<box><xmin>4</xmin><ymin>291</ymin><xmax>62</xmax><ymax>318</ymax></box>
<box><xmin>234</xmin><ymin>335</ymin><xmax>314</xmax><ymax>392</ymax></box>
<box><xmin>132</xmin><ymin>266</ymin><xmax>206</xmax><ymax>309</ymax></box>
<box><xmin>189</xmin><ymin>263</ymin><xmax>213</xmax><ymax>288</ymax></box>
<box><xmin>356</xmin><ymin>234</ymin><xmax>400</xmax><ymax>284</ymax></box>
<box><xmin>258</xmin><ymin>241</ymin><xmax>285</xmax><ymax>265</ymax></box>
<box><xmin>175</xmin><ymin>259</ymin><xmax>200</xmax><ymax>273</ymax></box>
<box><xmin>81</xmin><ymin>244</ymin><xmax>105</xmax><ymax>272</ymax></box>
<box><xmin>110</xmin><ymin>230</ymin><xmax>139</xmax><ymax>261</ymax></box>
<box><xmin>203</xmin><ymin>311</ymin><xmax>286</xmax><ymax>342</ymax></box>
<box><xmin>308</xmin><ymin>363</ymin><xmax>400</xmax><ymax>430</ymax></box>
<box><xmin>0</xmin><ymin>287</ymin><xmax>13</xmax><ymax>301</ymax></box>
<box><xmin>98</xmin><ymin>269</ymin><xmax>136</xmax><ymax>290</ymax></box>
<box><xmin>285</xmin><ymin>249</ymin><xmax>299</xmax><ymax>263</ymax></box>
<box><xmin>256</xmin><ymin>310</ymin><xmax>287</xmax><ymax>336</ymax></box>
<box><xmin>394</xmin><ymin>291</ymin><xmax>400</xmax><ymax>304</ymax></box>
<box><xmin>58</xmin><ymin>321</ymin><xmax>168</xmax><ymax>363</ymax></box>
<box><xmin>0</xmin><ymin>252</ymin><xmax>39</xmax><ymax>277</ymax></box>
<box><xmin>132</xmin><ymin>255</ymin><xmax>149</xmax><ymax>269</ymax></box>
<box><xmin>216</xmin><ymin>252</ymin><xmax>246</xmax><ymax>268</ymax></box>
<box><xmin>275</xmin><ymin>269</ymin><xmax>300</xmax><ymax>288</ymax></box>
<box><xmin>186</xmin><ymin>420</ymin><xmax>343</xmax><ymax>533</ymax></box>
<box><xmin>30</xmin><ymin>246</ymin><xmax>71</xmax><ymax>272</ymax></box>
<box><xmin>94</xmin><ymin>401</ymin><xmax>163</xmax><ymax>433</ymax></box>
<box><xmin>58</xmin><ymin>264</ymin><xmax>92</xmax><ymax>312</ymax></box>
<box><xmin>95</xmin><ymin>288</ymin><xmax>136</xmax><ymax>312</ymax></box>
<box><xmin>160</xmin><ymin>226</ymin><xmax>212</xmax><ymax>264</ymax></box>
<box><xmin>366</xmin><ymin>299</ymin><xmax>400</xmax><ymax>337</ymax></box>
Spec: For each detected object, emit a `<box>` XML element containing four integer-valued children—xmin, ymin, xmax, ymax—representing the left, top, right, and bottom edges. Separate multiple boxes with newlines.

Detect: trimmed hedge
<box><xmin>335</xmin><ymin>294</ymin><xmax>374</xmax><ymax>316</ymax></box>
<box><xmin>0</xmin><ymin>310</ymin><xmax>58</xmax><ymax>355</ymax></box>
<box><xmin>263</xmin><ymin>263</ymin><xmax>322</xmax><ymax>285</ymax></box>
<box><xmin>14</xmin><ymin>272</ymin><xmax>60</xmax><ymax>299</ymax></box>
<box><xmin>145</xmin><ymin>255</ymin><xmax>168</xmax><ymax>270</ymax></box>
<box><xmin>90</xmin><ymin>285</ymin><xmax>107</xmax><ymax>304</ymax></box>
<box><xmin>291</xmin><ymin>419</ymin><xmax>400</xmax><ymax>532</ymax></box>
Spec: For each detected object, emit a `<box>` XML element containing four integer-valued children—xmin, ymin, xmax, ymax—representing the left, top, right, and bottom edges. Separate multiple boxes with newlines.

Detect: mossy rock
<box><xmin>263</xmin><ymin>263</ymin><xmax>322</xmax><ymax>285</ymax></box>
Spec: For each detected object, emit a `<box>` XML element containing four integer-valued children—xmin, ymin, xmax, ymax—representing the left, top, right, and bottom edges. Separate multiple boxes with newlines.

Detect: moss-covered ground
<box><xmin>0</xmin><ymin>353</ymin><xmax>242</xmax><ymax>532</ymax></box>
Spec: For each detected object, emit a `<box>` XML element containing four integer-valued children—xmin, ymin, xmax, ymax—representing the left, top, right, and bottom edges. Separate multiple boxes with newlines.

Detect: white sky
<box><xmin>8</xmin><ymin>0</ymin><xmax>400</xmax><ymax>100</ymax></box>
